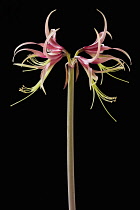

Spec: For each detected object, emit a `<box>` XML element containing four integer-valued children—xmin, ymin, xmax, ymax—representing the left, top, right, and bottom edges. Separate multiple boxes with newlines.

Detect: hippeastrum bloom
<box><xmin>11</xmin><ymin>9</ymin><xmax>131</xmax><ymax>122</ymax></box>
<box><xmin>11</xmin><ymin>10</ymin><xmax>65</xmax><ymax>105</ymax></box>
<box><xmin>73</xmin><ymin>10</ymin><xmax>131</xmax><ymax>121</ymax></box>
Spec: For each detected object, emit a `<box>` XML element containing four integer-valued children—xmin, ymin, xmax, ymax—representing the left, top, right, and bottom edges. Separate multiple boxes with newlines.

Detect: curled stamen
<box><xmin>97</xmin><ymin>62</ymin><xmax>125</xmax><ymax>74</ymax></box>
<box><xmin>19</xmin><ymin>85</ymin><xmax>33</xmax><ymax>93</ymax></box>
<box><xmin>93</xmin><ymin>83</ymin><xmax>117</xmax><ymax>103</ymax></box>
<box><xmin>107</xmin><ymin>73</ymin><xmax>129</xmax><ymax>83</ymax></box>
<box><xmin>10</xmin><ymin>81</ymin><xmax>41</xmax><ymax>107</ymax></box>
<box><xmin>91</xmin><ymin>82</ymin><xmax>117</xmax><ymax>121</ymax></box>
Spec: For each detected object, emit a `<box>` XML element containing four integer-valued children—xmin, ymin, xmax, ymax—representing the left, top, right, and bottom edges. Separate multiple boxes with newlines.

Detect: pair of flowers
<box><xmin>11</xmin><ymin>9</ymin><xmax>131</xmax><ymax>121</ymax></box>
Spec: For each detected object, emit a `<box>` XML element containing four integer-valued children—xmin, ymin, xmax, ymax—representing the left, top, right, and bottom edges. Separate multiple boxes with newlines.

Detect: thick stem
<box><xmin>67</xmin><ymin>67</ymin><xmax>76</xmax><ymax>210</ymax></box>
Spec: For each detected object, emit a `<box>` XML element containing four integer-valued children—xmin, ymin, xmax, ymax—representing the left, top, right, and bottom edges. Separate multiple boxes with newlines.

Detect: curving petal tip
<box><xmin>88</xmin><ymin>28</ymin><xmax>101</xmax><ymax>63</ymax></box>
<box><xmin>113</xmin><ymin>48</ymin><xmax>132</xmax><ymax>65</ymax></box>
<box><xmin>96</xmin><ymin>9</ymin><xmax>107</xmax><ymax>44</ymax></box>
<box><xmin>45</xmin><ymin>9</ymin><xmax>57</xmax><ymax>38</ymax></box>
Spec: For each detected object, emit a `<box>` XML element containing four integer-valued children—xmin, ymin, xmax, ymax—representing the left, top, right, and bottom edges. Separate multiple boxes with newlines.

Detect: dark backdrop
<box><xmin>2</xmin><ymin>0</ymin><xmax>137</xmax><ymax>209</ymax></box>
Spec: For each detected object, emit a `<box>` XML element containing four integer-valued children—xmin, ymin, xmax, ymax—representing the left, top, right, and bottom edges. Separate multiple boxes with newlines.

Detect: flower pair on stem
<box><xmin>11</xmin><ymin>9</ymin><xmax>131</xmax><ymax>210</ymax></box>
<box><xmin>11</xmin><ymin>9</ymin><xmax>131</xmax><ymax>122</ymax></box>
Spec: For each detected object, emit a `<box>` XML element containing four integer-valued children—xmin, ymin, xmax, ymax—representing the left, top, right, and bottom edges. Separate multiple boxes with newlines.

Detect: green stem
<box><xmin>67</xmin><ymin>67</ymin><xmax>76</xmax><ymax>210</ymax></box>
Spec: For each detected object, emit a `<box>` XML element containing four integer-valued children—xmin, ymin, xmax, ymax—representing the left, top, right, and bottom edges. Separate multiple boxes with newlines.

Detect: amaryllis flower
<box><xmin>73</xmin><ymin>9</ymin><xmax>131</xmax><ymax>121</ymax></box>
<box><xmin>11</xmin><ymin>10</ymin><xmax>65</xmax><ymax>106</ymax></box>
<box><xmin>11</xmin><ymin>9</ymin><xmax>131</xmax><ymax>122</ymax></box>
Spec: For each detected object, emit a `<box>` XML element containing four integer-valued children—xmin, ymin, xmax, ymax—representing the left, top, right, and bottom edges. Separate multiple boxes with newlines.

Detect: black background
<box><xmin>2</xmin><ymin>0</ymin><xmax>138</xmax><ymax>209</ymax></box>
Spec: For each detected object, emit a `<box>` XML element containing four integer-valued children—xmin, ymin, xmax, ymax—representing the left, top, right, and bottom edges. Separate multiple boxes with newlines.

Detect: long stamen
<box><xmin>10</xmin><ymin>92</ymin><xmax>35</xmax><ymax>107</ymax></box>
<box><xmin>97</xmin><ymin>95</ymin><xmax>117</xmax><ymax>122</ymax></box>
<box><xmin>94</xmin><ymin>84</ymin><xmax>117</xmax><ymax>103</ymax></box>
<box><xmin>29</xmin><ymin>57</ymin><xmax>50</xmax><ymax>66</ymax></box>
<box><xmin>98</xmin><ymin>62</ymin><xmax>125</xmax><ymax>73</ymax></box>
<box><xmin>91</xmin><ymin>82</ymin><xmax>117</xmax><ymax>121</ymax></box>
<box><xmin>22</xmin><ymin>54</ymin><xmax>37</xmax><ymax>65</ymax></box>
<box><xmin>97</xmin><ymin>61</ymin><xmax>125</xmax><ymax>85</ymax></box>
<box><xmin>13</xmin><ymin>63</ymin><xmax>39</xmax><ymax>69</ymax></box>
<box><xmin>107</xmin><ymin>73</ymin><xmax>129</xmax><ymax>83</ymax></box>
<box><xmin>10</xmin><ymin>81</ymin><xmax>41</xmax><ymax>107</ymax></box>
<box><xmin>22</xmin><ymin>68</ymin><xmax>39</xmax><ymax>72</ymax></box>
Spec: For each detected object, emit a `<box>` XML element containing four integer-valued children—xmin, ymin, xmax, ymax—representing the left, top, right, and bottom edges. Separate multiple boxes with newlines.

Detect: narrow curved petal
<box><xmin>14</xmin><ymin>42</ymin><xmax>43</xmax><ymax>55</ymax></box>
<box><xmin>74</xmin><ymin>30</ymin><xmax>100</xmax><ymax>66</ymax></box>
<box><xmin>49</xmin><ymin>38</ymin><xmax>64</xmax><ymax>50</ymax></box>
<box><xmin>13</xmin><ymin>42</ymin><xmax>44</xmax><ymax>62</ymax></box>
<box><xmin>91</xmin><ymin>54</ymin><xmax>122</xmax><ymax>64</ymax></box>
<box><xmin>96</xmin><ymin>9</ymin><xmax>107</xmax><ymax>44</ymax></box>
<box><xmin>13</xmin><ymin>48</ymin><xmax>47</xmax><ymax>59</ymax></box>
<box><xmin>63</xmin><ymin>63</ymin><xmax>69</xmax><ymax>89</ymax></box>
<box><xmin>85</xmin><ymin>45</ymin><xmax>111</xmax><ymax>55</ymax></box>
<box><xmin>83</xmin><ymin>10</ymin><xmax>107</xmax><ymax>51</ymax></box>
<box><xmin>43</xmin><ymin>28</ymin><xmax>60</xmax><ymax>56</ymax></box>
<box><xmin>85</xmin><ymin>45</ymin><xmax>131</xmax><ymax>65</ymax></box>
<box><xmin>88</xmin><ymin>28</ymin><xmax>101</xmax><ymax>63</ymax></box>
<box><xmin>75</xmin><ymin>56</ymin><xmax>89</xmax><ymax>69</ymax></box>
<box><xmin>113</xmin><ymin>48</ymin><xmax>132</xmax><ymax>64</ymax></box>
<box><xmin>47</xmin><ymin>53</ymin><xmax>64</xmax><ymax>60</ymax></box>
<box><xmin>76</xmin><ymin>55</ymin><xmax>98</xmax><ymax>88</ymax></box>
<box><xmin>46</xmin><ymin>43</ymin><xmax>60</xmax><ymax>50</ymax></box>
<box><xmin>45</xmin><ymin>9</ymin><xmax>56</xmax><ymax>38</ymax></box>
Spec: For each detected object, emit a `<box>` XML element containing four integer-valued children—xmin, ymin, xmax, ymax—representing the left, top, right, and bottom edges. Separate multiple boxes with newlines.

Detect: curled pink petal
<box><xmin>13</xmin><ymin>42</ymin><xmax>44</xmax><ymax>62</ymax></box>
<box><xmin>13</xmin><ymin>48</ymin><xmax>47</xmax><ymax>59</ymax></box>
<box><xmin>87</xmin><ymin>28</ymin><xmax>101</xmax><ymax>63</ymax></box>
<box><xmin>85</xmin><ymin>45</ymin><xmax>111</xmax><ymax>54</ymax></box>
<box><xmin>76</xmin><ymin>56</ymin><xmax>98</xmax><ymax>88</ymax></box>
<box><xmin>96</xmin><ymin>9</ymin><xmax>107</xmax><ymax>43</ymax></box>
<box><xmin>112</xmin><ymin>48</ymin><xmax>132</xmax><ymax>64</ymax></box>
<box><xmin>48</xmin><ymin>53</ymin><xmax>63</xmax><ymax>61</ymax></box>
<box><xmin>83</xmin><ymin>10</ymin><xmax>107</xmax><ymax>51</ymax></box>
<box><xmin>85</xmin><ymin>45</ymin><xmax>131</xmax><ymax>64</ymax></box>
<box><xmin>46</xmin><ymin>43</ymin><xmax>59</xmax><ymax>50</ymax></box>
<box><xmin>14</xmin><ymin>42</ymin><xmax>43</xmax><ymax>55</ymax></box>
<box><xmin>43</xmin><ymin>28</ymin><xmax>60</xmax><ymax>56</ymax></box>
<box><xmin>76</xmin><ymin>56</ymin><xmax>89</xmax><ymax>69</ymax></box>
<box><xmin>75</xmin><ymin>29</ymin><xmax>101</xmax><ymax>65</ymax></box>
<box><xmin>45</xmin><ymin>9</ymin><xmax>56</xmax><ymax>38</ymax></box>
<box><xmin>49</xmin><ymin>38</ymin><xmax>64</xmax><ymax>50</ymax></box>
<box><xmin>75</xmin><ymin>29</ymin><xmax>101</xmax><ymax>66</ymax></box>
<box><xmin>91</xmin><ymin>54</ymin><xmax>122</xmax><ymax>64</ymax></box>
<box><xmin>50</xmin><ymin>53</ymin><xmax>63</xmax><ymax>65</ymax></box>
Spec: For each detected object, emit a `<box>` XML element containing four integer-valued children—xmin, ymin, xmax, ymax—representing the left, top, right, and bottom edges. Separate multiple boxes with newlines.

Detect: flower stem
<box><xmin>67</xmin><ymin>67</ymin><xmax>76</xmax><ymax>210</ymax></box>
